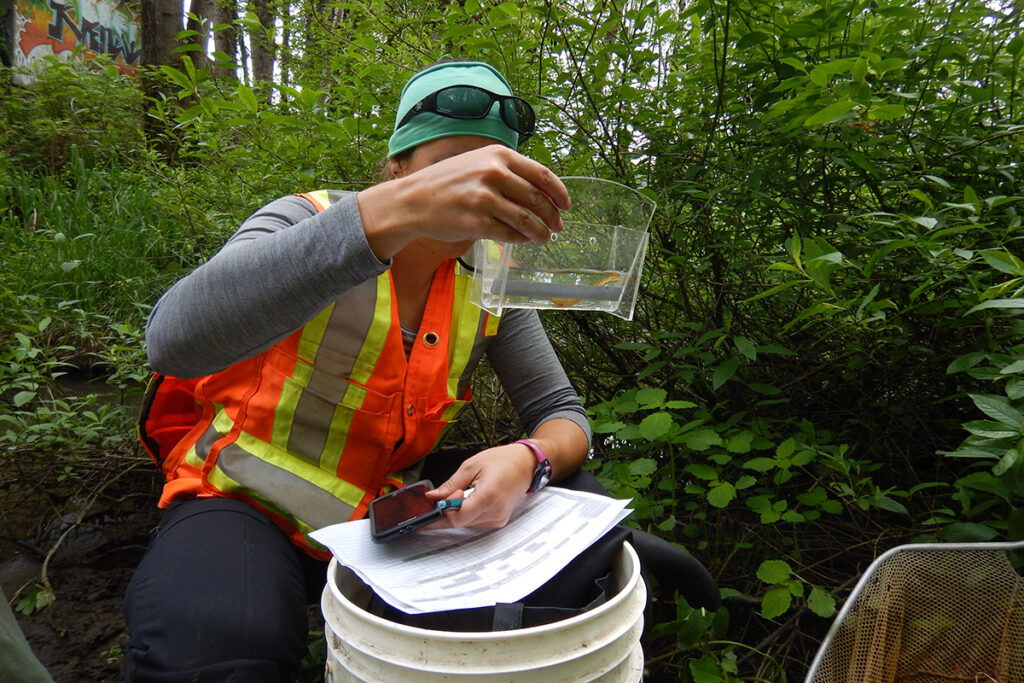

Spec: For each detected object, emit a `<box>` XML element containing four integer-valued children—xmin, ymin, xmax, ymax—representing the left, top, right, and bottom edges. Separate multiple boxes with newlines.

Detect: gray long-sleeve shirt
<box><xmin>145</xmin><ymin>192</ymin><xmax>591</xmax><ymax>443</ymax></box>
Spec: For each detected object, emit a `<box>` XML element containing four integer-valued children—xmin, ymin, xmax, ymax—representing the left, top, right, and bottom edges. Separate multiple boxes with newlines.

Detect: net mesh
<box><xmin>811</xmin><ymin>546</ymin><xmax>1024</xmax><ymax>683</ymax></box>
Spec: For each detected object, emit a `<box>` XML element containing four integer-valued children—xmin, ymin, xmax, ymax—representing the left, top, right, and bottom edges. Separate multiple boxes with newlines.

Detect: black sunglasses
<box><xmin>396</xmin><ymin>85</ymin><xmax>536</xmax><ymax>144</ymax></box>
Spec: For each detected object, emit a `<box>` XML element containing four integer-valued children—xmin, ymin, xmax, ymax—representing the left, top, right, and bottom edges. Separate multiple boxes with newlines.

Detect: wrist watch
<box><xmin>516</xmin><ymin>439</ymin><xmax>553</xmax><ymax>493</ymax></box>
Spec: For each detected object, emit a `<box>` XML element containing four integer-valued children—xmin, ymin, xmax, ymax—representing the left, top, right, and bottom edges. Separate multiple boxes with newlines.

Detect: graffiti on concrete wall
<box><xmin>11</xmin><ymin>0</ymin><xmax>140</xmax><ymax>76</ymax></box>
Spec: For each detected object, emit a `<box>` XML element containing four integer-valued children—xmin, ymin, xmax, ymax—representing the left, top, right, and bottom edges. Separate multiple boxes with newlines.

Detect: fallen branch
<box><xmin>37</xmin><ymin>461</ymin><xmax>143</xmax><ymax>604</ymax></box>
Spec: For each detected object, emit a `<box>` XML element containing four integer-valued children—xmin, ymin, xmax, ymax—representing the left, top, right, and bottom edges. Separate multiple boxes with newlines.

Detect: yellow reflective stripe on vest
<box><xmin>273</xmin><ymin>304</ymin><xmax>334</xmax><ymax>450</ymax></box>
<box><xmin>296</xmin><ymin>303</ymin><xmax>334</xmax><ymax>366</ymax></box>
<box><xmin>318</xmin><ymin>274</ymin><xmax>394</xmax><ymax>475</ymax></box>
<box><xmin>351</xmin><ymin>274</ymin><xmax>393</xmax><ymax>385</ymax></box>
<box><xmin>319</xmin><ymin>384</ymin><xmax>365</xmax><ymax>475</ymax></box>
<box><xmin>304</xmin><ymin>189</ymin><xmax>331</xmax><ymax>212</ymax></box>
<box><xmin>484</xmin><ymin>312</ymin><xmax>500</xmax><ymax>336</ymax></box>
<box><xmin>447</xmin><ymin>264</ymin><xmax>485</xmax><ymax>401</ymax></box>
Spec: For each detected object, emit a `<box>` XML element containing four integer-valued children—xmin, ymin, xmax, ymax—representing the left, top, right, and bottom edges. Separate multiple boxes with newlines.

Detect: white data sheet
<box><xmin>310</xmin><ymin>487</ymin><xmax>632</xmax><ymax>614</ymax></box>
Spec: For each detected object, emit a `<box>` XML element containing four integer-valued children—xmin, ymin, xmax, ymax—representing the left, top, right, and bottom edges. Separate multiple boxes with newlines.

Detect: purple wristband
<box><xmin>516</xmin><ymin>439</ymin><xmax>552</xmax><ymax>493</ymax></box>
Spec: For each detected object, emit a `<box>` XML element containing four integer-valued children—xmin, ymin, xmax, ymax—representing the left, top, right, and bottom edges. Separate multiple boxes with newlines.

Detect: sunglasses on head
<box><xmin>396</xmin><ymin>85</ymin><xmax>536</xmax><ymax>145</ymax></box>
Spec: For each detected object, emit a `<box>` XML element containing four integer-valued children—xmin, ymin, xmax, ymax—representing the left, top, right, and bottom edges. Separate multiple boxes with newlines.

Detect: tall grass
<box><xmin>0</xmin><ymin>60</ymin><xmax>225</xmax><ymax>615</ymax></box>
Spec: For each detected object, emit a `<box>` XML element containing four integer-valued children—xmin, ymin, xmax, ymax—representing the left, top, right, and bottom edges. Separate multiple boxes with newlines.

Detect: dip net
<box><xmin>808</xmin><ymin>542</ymin><xmax>1024</xmax><ymax>683</ymax></box>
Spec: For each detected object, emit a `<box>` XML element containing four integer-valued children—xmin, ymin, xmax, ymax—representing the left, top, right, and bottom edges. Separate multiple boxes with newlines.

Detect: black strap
<box><xmin>491</xmin><ymin>603</ymin><xmax>524</xmax><ymax>630</ymax></box>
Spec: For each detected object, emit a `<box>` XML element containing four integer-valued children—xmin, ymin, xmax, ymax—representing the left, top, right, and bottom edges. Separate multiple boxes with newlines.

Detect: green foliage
<box><xmin>942</xmin><ymin>295</ymin><xmax>1024</xmax><ymax>540</ymax></box>
<box><xmin>3</xmin><ymin>0</ymin><xmax>1023</xmax><ymax>678</ymax></box>
<box><xmin>0</xmin><ymin>158</ymin><xmax>209</xmax><ymax>317</ymax></box>
<box><xmin>0</xmin><ymin>55</ymin><xmax>144</xmax><ymax>172</ymax></box>
<box><xmin>538</xmin><ymin>0</ymin><xmax>1023</xmax><ymax>676</ymax></box>
<box><xmin>14</xmin><ymin>584</ymin><xmax>55</xmax><ymax>616</ymax></box>
<box><xmin>0</xmin><ymin>289</ymin><xmax>143</xmax><ymax>457</ymax></box>
<box><xmin>296</xmin><ymin>629</ymin><xmax>328</xmax><ymax>683</ymax></box>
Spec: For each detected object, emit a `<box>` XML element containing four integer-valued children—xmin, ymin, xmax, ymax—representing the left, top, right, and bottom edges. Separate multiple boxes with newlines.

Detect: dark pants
<box><xmin>123</xmin><ymin>457</ymin><xmax>716</xmax><ymax>682</ymax></box>
<box><xmin>122</xmin><ymin>452</ymin><xmax>602</xmax><ymax>682</ymax></box>
<box><xmin>122</xmin><ymin>497</ymin><xmax>327</xmax><ymax>683</ymax></box>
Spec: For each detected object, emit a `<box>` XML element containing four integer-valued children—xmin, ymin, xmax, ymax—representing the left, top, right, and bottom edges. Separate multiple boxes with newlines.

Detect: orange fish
<box><xmin>548</xmin><ymin>273</ymin><xmax>622</xmax><ymax>309</ymax></box>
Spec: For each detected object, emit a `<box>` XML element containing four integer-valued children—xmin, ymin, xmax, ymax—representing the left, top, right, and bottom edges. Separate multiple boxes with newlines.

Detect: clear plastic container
<box><xmin>469</xmin><ymin>177</ymin><xmax>656</xmax><ymax>320</ymax></box>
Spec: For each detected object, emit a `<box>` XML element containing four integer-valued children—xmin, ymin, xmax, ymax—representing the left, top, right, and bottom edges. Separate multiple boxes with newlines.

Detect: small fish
<box><xmin>548</xmin><ymin>273</ymin><xmax>622</xmax><ymax>309</ymax></box>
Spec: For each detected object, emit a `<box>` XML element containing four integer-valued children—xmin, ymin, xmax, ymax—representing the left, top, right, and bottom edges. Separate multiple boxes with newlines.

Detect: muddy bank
<box><xmin>2</xmin><ymin>466</ymin><xmax>163</xmax><ymax>682</ymax></box>
<box><xmin>3</xmin><ymin>466</ymin><xmax>329</xmax><ymax>683</ymax></box>
<box><xmin>14</xmin><ymin>555</ymin><xmax>145</xmax><ymax>681</ymax></box>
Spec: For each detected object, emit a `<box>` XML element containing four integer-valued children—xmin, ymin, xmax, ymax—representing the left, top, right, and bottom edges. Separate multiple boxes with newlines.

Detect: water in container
<box><xmin>469</xmin><ymin>177</ymin><xmax>656</xmax><ymax>320</ymax></box>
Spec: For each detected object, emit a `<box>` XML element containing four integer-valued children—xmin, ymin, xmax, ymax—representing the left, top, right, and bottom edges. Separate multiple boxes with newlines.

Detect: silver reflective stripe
<box><xmin>193</xmin><ymin>421</ymin><xmax>224</xmax><ymax>462</ymax></box>
<box><xmin>286</xmin><ymin>281</ymin><xmax>379</xmax><ymax>462</ymax></box>
<box><xmin>457</xmin><ymin>311</ymin><xmax>495</xmax><ymax>398</ymax></box>
<box><xmin>324</xmin><ymin>189</ymin><xmax>354</xmax><ymax>205</ymax></box>
<box><xmin>216</xmin><ymin>441</ymin><xmax>357</xmax><ymax>530</ymax></box>
<box><xmin>286</xmin><ymin>388</ymin><xmax>338</xmax><ymax>466</ymax></box>
<box><xmin>309</xmin><ymin>281</ymin><xmax>379</xmax><ymax>379</ymax></box>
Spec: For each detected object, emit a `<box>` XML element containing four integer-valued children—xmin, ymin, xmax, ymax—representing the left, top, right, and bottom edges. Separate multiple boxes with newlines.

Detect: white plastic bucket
<box><xmin>322</xmin><ymin>541</ymin><xmax>646</xmax><ymax>682</ymax></box>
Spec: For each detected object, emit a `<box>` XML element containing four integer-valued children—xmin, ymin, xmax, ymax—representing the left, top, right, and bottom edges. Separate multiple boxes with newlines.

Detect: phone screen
<box><xmin>369</xmin><ymin>481</ymin><xmax>440</xmax><ymax>542</ymax></box>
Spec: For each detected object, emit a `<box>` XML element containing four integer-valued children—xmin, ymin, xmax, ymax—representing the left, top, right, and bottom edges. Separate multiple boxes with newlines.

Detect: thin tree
<box><xmin>249</xmin><ymin>0</ymin><xmax>275</xmax><ymax>84</ymax></box>
<box><xmin>187</xmin><ymin>0</ymin><xmax>238</xmax><ymax>79</ymax></box>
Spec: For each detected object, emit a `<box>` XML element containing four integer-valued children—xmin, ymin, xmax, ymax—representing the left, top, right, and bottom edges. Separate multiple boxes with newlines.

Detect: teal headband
<box><xmin>388</xmin><ymin>61</ymin><xmax>520</xmax><ymax>157</ymax></box>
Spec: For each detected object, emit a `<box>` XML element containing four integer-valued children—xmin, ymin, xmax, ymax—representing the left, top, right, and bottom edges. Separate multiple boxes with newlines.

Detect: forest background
<box><xmin>2</xmin><ymin>0</ymin><xmax>1023</xmax><ymax>680</ymax></box>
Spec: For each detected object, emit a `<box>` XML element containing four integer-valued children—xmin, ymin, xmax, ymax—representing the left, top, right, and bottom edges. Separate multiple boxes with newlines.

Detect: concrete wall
<box><xmin>9</xmin><ymin>0</ymin><xmax>139</xmax><ymax>80</ymax></box>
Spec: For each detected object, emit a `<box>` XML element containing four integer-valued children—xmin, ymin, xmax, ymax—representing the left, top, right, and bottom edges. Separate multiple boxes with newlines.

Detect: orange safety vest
<box><xmin>138</xmin><ymin>189</ymin><xmax>501</xmax><ymax>558</ymax></box>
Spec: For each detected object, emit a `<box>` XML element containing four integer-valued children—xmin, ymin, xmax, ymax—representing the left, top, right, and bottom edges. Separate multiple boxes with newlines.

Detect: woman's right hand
<box><xmin>357</xmin><ymin>142</ymin><xmax>571</xmax><ymax>260</ymax></box>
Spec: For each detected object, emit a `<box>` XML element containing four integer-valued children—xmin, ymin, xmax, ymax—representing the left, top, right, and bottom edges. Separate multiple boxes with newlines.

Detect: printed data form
<box><xmin>310</xmin><ymin>488</ymin><xmax>632</xmax><ymax>614</ymax></box>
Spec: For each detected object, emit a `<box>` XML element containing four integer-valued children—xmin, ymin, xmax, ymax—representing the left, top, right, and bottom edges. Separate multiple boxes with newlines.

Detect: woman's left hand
<box><xmin>425</xmin><ymin>443</ymin><xmax>536</xmax><ymax>529</ymax></box>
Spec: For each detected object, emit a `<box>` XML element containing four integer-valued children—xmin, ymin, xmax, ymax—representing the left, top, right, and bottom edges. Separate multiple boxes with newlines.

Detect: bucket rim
<box><xmin>324</xmin><ymin>540</ymin><xmax>643</xmax><ymax>641</ymax></box>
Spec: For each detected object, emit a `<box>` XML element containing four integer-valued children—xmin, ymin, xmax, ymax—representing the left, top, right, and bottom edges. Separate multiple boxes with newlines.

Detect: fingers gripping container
<box><xmin>469</xmin><ymin>177</ymin><xmax>657</xmax><ymax>321</ymax></box>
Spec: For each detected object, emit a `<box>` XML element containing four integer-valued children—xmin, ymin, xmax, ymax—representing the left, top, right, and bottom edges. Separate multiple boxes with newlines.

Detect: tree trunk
<box><xmin>210</xmin><ymin>0</ymin><xmax>238</xmax><ymax>79</ymax></box>
<box><xmin>250</xmin><ymin>0</ymin><xmax>275</xmax><ymax>84</ymax></box>
<box><xmin>238</xmin><ymin>17</ymin><xmax>250</xmax><ymax>85</ymax></box>
<box><xmin>140</xmin><ymin>0</ymin><xmax>183</xmax><ymax>144</ymax></box>
<box><xmin>279</xmin><ymin>16</ymin><xmax>290</xmax><ymax>87</ymax></box>
<box><xmin>141</xmin><ymin>0</ymin><xmax>182</xmax><ymax>70</ymax></box>
<box><xmin>188</xmin><ymin>0</ymin><xmax>238</xmax><ymax>79</ymax></box>
<box><xmin>1</xmin><ymin>0</ymin><xmax>14</xmax><ymax>68</ymax></box>
<box><xmin>185</xmin><ymin>0</ymin><xmax>213</xmax><ymax>71</ymax></box>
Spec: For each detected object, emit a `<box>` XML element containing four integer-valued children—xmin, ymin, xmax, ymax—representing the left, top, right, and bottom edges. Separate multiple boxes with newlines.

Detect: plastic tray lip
<box><xmin>558</xmin><ymin>176</ymin><xmax>657</xmax><ymax>232</ymax></box>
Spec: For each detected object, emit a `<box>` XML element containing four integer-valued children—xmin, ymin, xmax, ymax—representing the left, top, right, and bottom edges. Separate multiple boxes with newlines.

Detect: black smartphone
<box><xmin>369</xmin><ymin>480</ymin><xmax>442</xmax><ymax>543</ymax></box>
